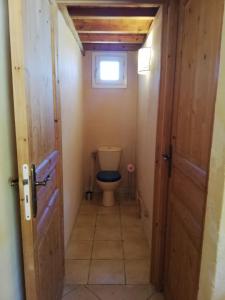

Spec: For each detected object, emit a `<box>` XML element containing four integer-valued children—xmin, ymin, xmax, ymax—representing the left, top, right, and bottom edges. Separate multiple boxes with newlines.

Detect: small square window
<box><xmin>92</xmin><ymin>52</ymin><xmax>127</xmax><ymax>88</ymax></box>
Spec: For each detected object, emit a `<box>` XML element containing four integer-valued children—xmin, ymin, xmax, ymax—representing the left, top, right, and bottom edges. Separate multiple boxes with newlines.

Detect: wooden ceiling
<box><xmin>66</xmin><ymin>4</ymin><xmax>159</xmax><ymax>51</ymax></box>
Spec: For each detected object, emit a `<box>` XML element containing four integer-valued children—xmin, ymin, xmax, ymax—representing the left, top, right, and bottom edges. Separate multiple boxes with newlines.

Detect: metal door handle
<box><xmin>35</xmin><ymin>174</ymin><xmax>51</xmax><ymax>186</ymax></box>
<box><xmin>31</xmin><ymin>164</ymin><xmax>51</xmax><ymax>218</ymax></box>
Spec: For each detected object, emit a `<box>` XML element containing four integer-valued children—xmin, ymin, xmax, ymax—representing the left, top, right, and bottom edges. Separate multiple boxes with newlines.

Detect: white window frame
<box><xmin>92</xmin><ymin>52</ymin><xmax>127</xmax><ymax>89</ymax></box>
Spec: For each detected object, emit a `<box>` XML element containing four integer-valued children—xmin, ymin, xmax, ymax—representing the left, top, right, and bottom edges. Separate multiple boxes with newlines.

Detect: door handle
<box><xmin>31</xmin><ymin>164</ymin><xmax>51</xmax><ymax>218</ymax></box>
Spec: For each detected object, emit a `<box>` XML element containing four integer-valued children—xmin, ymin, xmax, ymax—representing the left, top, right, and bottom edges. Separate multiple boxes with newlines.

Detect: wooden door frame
<box><xmin>150</xmin><ymin>0</ymin><xmax>179</xmax><ymax>290</ymax></box>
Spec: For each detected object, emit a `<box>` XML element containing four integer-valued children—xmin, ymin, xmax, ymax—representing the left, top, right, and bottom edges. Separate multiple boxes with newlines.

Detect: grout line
<box><xmin>85</xmin><ymin>285</ymin><xmax>102</xmax><ymax>300</ymax></box>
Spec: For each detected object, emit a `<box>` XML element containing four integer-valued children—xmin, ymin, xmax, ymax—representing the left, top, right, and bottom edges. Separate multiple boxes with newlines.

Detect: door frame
<box><xmin>150</xmin><ymin>0</ymin><xmax>179</xmax><ymax>290</ymax></box>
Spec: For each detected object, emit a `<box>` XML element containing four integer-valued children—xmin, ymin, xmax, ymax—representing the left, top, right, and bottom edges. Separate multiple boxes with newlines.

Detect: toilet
<box><xmin>96</xmin><ymin>146</ymin><xmax>122</xmax><ymax>206</ymax></box>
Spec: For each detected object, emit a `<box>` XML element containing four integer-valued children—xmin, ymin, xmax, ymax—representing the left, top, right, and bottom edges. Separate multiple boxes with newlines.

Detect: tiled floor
<box><xmin>63</xmin><ymin>198</ymin><xmax>164</xmax><ymax>300</ymax></box>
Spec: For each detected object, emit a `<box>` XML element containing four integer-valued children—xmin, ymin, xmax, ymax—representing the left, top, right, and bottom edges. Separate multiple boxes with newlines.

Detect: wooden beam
<box><xmin>58</xmin><ymin>5</ymin><xmax>84</xmax><ymax>54</ymax></box>
<box><xmin>68</xmin><ymin>6</ymin><xmax>159</xmax><ymax>17</ymax></box>
<box><xmin>56</xmin><ymin>1</ymin><xmax>164</xmax><ymax>7</ymax></box>
<box><xmin>79</xmin><ymin>33</ymin><xmax>146</xmax><ymax>43</ymax></box>
<box><xmin>83</xmin><ymin>43</ymin><xmax>141</xmax><ymax>51</ymax></box>
<box><xmin>74</xmin><ymin>19</ymin><xmax>152</xmax><ymax>33</ymax></box>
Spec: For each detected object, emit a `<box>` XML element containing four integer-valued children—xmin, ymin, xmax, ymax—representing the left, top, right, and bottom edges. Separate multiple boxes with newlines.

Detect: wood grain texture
<box><xmin>57</xmin><ymin>0</ymin><xmax>164</xmax><ymax>7</ymax></box>
<box><xmin>8</xmin><ymin>0</ymin><xmax>64</xmax><ymax>299</ymax></box>
<box><xmin>80</xmin><ymin>33</ymin><xmax>145</xmax><ymax>43</ymax></box>
<box><xmin>68</xmin><ymin>6</ymin><xmax>159</xmax><ymax>17</ymax></box>
<box><xmin>83</xmin><ymin>42</ymin><xmax>141</xmax><ymax>50</ymax></box>
<box><xmin>165</xmin><ymin>0</ymin><xmax>224</xmax><ymax>299</ymax></box>
<box><xmin>74</xmin><ymin>18</ymin><xmax>152</xmax><ymax>33</ymax></box>
<box><xmin>151</xmin><ymin>0</ymin><xmax>178</xmax><ymax>290</ymax></box>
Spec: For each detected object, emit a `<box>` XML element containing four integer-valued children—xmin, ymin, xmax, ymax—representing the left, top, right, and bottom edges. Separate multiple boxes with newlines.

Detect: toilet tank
<box><xmin>98</xmin><ymin>146</ymin><xmax>122</xmax><ymax>170</ymax></box>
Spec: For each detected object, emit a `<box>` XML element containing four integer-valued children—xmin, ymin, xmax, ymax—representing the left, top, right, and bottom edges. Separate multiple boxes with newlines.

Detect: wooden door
<box><xmin>8</xmin><ymin>0</ymin><xmax>64</xmax><ymax>299</ymax></box>
<box><xmin>165</xmin><ymin>0</ymin><xmax>224</xmax><ymax>299</ymax></box>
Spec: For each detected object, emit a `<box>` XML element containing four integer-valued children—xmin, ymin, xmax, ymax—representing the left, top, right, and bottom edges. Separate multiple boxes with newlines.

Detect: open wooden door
<box><xmin>165</xmin><ymin>0</ymin><xmax>224</xmax><ymax>299</ymax></box>
<box><xmin>8</xmin><ymin>0</ymin><xmax>64</xmax><ymax>299</ymax></box>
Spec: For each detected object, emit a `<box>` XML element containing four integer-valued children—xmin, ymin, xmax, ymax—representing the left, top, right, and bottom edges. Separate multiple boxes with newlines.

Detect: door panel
<box><xmin>8</xmin><ymin>0</ymin><xmax>64</xmax><ymax>299</ymax></box>
<box><xmin>165</xmin><ymin>0</ymin><xmax>224</xmax><ymax>299</ymax></box>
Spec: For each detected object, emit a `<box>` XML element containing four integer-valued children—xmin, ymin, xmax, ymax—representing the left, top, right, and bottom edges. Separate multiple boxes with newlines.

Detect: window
<box><xmin>92</xmin><ymin>52</ymin><xmax>127</xmax><ymax>88</ymax></box>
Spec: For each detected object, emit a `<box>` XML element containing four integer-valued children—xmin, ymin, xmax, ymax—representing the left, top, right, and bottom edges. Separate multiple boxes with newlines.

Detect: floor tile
<box><xmin>120</xmin><ymin>205</ymin><xmax>138</xmax><ymax>216</ymax></box>
<box><xmin>95</xmin><ymin>226</ymin><xmax>121</xmax><ymax>241</ymax></box>
<box><xmin>66</xmin><ymin>240</ymin><xmax>92</xmax><ymax>259</ymax></box>
<box><xmin>96</xmin><ymin>214</ymin><xmax>120</xmax><ymax>227</ymax></box>
<box><xmin>122</xmin><ymin>226</ymin><xmax>146</xmax><ymax>241</ymax></box>
<box><xmin>92</xmin><ymin>240</ymin><xmax>123</xmax><ymax>259</ymax></box>
<box><xmin>76</xmin><ymin>214</ymin><xmax>96</xmax><ymax>227</ymax></box>
<box><xmin>98</xmin><ymin>205</ymin><xmax>120</xmax><ymax>215</ymax></box>
<box><xmin>62</xmin><ymin>285</ymin><xmax>99</xmax><ymax>300</ymax></box>
<box><xmin>150</xmin><ymin>293</ymin><xmax>165</xmax><ymax>300</ymax></box>
<box><xmin>62</xmin><ymin>284</ymin><xmax>77</xmax><ymax>296</ymax></box>
<box><xmin>71</xmin><ymin>226</ymin><xmax>95</xmax><ymax>241</ymax></box>
<box><xmin>88</xmin><ymin>260</ymin><xmax>125</xmax><ymax>284</ymax></box>
<box><xmin>121</xmin><ymin>215</ymin><xmax>142</xmax><ymax>227</ymax></box>
<box><xmin>125</xmin><ymin>259</ymin><xmax>150</xmax><ymax>284</ymax></box>
<box><xmin>65</xmin><ymin>260</ymin><xmax>90</xmax><ymax>284</ymax></box>
<box><xmin>120</xmin><ymin>199</ymin><xmax>137</xmax><ymax>206</ymax></box>
<box><xmin>88</xmin><ymin>284</ymin><xmax>155</xmax><ymax>300</ymax></box>
<box><xmin>123</xmin><ymin>240</ymin><xmax>150</xmax><ymax>259</ymax></box>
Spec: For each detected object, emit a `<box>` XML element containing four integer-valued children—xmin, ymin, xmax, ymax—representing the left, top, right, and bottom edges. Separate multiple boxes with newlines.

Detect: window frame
<box><xmin>92</xmin><ymin>52</ymin><xmax>127</xmax><ymax>89</ymax></box>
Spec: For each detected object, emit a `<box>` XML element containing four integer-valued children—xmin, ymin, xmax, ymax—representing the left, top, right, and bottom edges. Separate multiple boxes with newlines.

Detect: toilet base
<box><xmin>102</xmin><ymin>191</ymin><xmax>115</xmax><ymax>207</ymax></box>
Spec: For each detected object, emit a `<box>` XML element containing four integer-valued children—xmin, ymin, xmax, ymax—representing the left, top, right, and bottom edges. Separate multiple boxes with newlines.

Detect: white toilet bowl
<box><xmin>97</xmin><ymin>179</ymin><xmax>121</xmax><ymax>206</ymax></box>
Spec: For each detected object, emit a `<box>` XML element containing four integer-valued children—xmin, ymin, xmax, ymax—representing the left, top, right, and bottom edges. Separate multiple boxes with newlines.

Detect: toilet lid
<box><xmin>96</xmin><ymin>171</ymin><xmax>121</xmax><ymax>182</ymax></box>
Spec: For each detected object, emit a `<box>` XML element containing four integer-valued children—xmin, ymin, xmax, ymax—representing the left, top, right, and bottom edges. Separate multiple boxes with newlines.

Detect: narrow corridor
<box><xmin>63</xmin><ymin>198</ymin><xmax>164</xmax><ymax>299</ymax></box>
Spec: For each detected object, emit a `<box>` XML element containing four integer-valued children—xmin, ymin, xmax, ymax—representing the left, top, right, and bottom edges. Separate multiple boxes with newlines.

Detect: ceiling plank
<box><xmin>79</xmin><ymin>33</ymin><xmax>146</xmax><ymax>43</ymax></box>
<box><xmin>83</xmin><ymin>43</ymin><xmax>141</xmax><ymax>51</ymax></box>
<box><xmin>74</xmin><ymin>19</ymin><xmax>151</xmax><ymax>33</ymax></box>
<box><xmin>68</xmin><ymin>6</ymin><xmax>159</xmax><ymax>17</ymax></box>
<box><xmin>56</xmin><ymin>1</ymin><xmax>163</xmax><ymax>7</ymax></box>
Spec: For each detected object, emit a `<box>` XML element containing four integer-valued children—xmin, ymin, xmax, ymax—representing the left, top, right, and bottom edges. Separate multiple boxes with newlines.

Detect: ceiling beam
<box><xmin>79</xmin><ymin>33</ymin><xmax>146</xmax><ymax>43</ymax></box>
<box><xmin>68</xmin><ymin>6</ymin><xmax>159</xmax><ymax>17</ymax></box>
<box><xmin>56</xmin><ymin>0</ymin><xmax>163</xmax><ymax>7</ymax></box>
<box><xmin>58</xmin><ymin>5</ymin><xmax>84</xmax><ymax>54</ymax></box>
<box><xmin>83</xmin><ymin>43</ymin><xmax>141</xmax><ymax>51</ymax></box>
<box><xmin>74</xmin><ymin>19</ymin><xmax>151</xmax><ymax>33</ymax></box>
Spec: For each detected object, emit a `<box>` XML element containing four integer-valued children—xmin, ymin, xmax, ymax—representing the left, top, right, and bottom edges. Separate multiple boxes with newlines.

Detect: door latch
<box><xmin>162</xmin><ymin>144</ymin><xmax>173</xmax><ymax>177</ymax></box>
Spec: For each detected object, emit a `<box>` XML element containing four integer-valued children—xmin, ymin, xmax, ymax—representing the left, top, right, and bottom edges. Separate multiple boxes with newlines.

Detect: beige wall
<box><xmin>82</xmin><ymin>51</ymin><xmax>138</xmax><ymax>195</ymax></box>
<box><xmin>0</xmin><ymin>0</ymin><xmax>24</xmax><ymax>298</ymax></box>
<box><xmin>136</xmin><ymin>8</ymin><xmax>162</xmax><ymax>253</ymax></box>
<box><xmin>58</xmin><ymin>11</ymin><xmax>83</xmax><ymax>247</ymax></box>
<box><xmin>198</xmin><ymin>9</ymin><xmax>225</xmax><ymax>300</ymax></box>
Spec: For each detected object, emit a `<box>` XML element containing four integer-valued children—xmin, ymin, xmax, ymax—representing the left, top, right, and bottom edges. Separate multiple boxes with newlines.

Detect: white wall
<box><xmin>0</xmin><ymin>0</ymin><xmax>24</xmax><ymax>298</ymax></box>
<box><xmin>82</xmin><ymin>51</ymin><xmax>138</xmax><ymax>197</ymax></box>
<box><xmin>136</xmin><ymin>8</ymin><xmax>162</xmax><ymax>255</ymax></box>
<box><xmin>58</xmin><ymin>12</ymin><xmax>83</xmax><ymax>247</ymax></box>
<box><xmin>198</xmin><ymin>9</ymin><xmax>225</xmax><ymax>300</ymax></box>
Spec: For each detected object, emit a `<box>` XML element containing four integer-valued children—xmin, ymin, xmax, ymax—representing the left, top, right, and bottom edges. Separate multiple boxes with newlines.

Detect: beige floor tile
<box><xmin>66</xmin><ymin>240</ymin><xmax>92</xmax><ymax>259</ymax></box>
<box><xmin>121</xmin><ymin>215</ymin><xmax>142</xmax><ymax>227</ymax></box>
<box><xmin>120</xmin><ymin>205</ymin><xmax>138</xmax><ymax>216</ymax></box>
<box><xmin>151</xmin><ymin>293</ymin><xmax>165</xmax><ymax>300</ymax></box>
<box><xmin>125</xmin><ymin>259</ymin><xmax>150</xmax><ymax>284</ymax></box>
<box><xmin>79</xmin><ymin>205</ymin><xmax>98</xmax><ymax>215</ymax></box>
<box><xmin>71</xmin><ymin>226</ymin><xmax>95</xmax><ymax>241</ymax></box>
<box><xmin>76</xmin><ymin>214</ymin><xmax>96</xmax><ymax>227</ymax></box>
<box><xmin>122</xmin><ymin>226</ymin><xmax>146</xmax><ymax>240</ymax></box>
<box><xmin>98</xmin><ymin>205</ymin><xmax>120</xmax><ymax>215</ymax></box>
<box><xmin>123</xmin><ymin>240</ymin><xmax>150</xmax><ymax>259</ymax></box>
<box><xmin>95</xmin><ymin>226</ymin><xmax>121</xmax><ymax>241</ymax></box>
<box><xmin>87</xmin><ymin>285</ymin><xmax>155</xmax><ymax>300</ymax></box>
<box><xmin>62</xmin><ymin>284</ymin><xmax>77</xmax><ymax>296</ymax></box>
<box><xmin>96</xmin><ymin>214</ymin><xmax>120</xmax><ymax>227</ymax></box>
<box><xmin>62</xmin><ymin>285</ymin><xmax>99</xmax><ymax>299</ymax></box>
<box><xmin>120</xmin><ymin>199</ymin><xmax>137</xmax><ymax>206</ymax></box>
<box><xmin>92</xmin><ymin>240</ymin><xmax>123</xmax><ymax>259</ymax></box>
<box><xmin>65</xmin><ymin>260</ymin><xmax>90</xmax><ymax>284</ymax></box>
<box><xmin>88</xmin><ymin>260</ymin><xmax>125</xmax><ymax>284</ymax></box>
